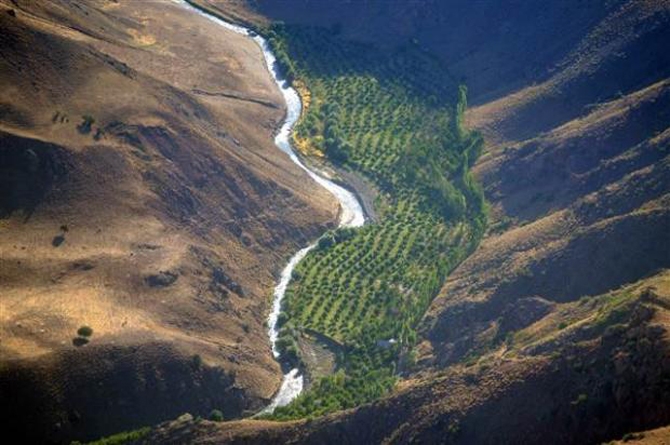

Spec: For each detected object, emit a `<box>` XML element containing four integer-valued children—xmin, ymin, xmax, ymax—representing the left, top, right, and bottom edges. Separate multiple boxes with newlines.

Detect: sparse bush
<box><xmin>622</xmin><ymin>432</ymin><xmax>645</xmax><ymax>442</ymax></box>
<box><xmin>448</xmin><ymin>418</ymin><xmax>461</xmax><ymax>435</ymax></box>
<box><xmin>52</xmin><ymin>235</ymin><xmax>65</xmax><ymax>247</ymax></box>
<box><xmin>77</xmin><ymin>115</ymin><xmax>95</xmax><ymax>134</ymax></box>
<box><xmin>571</xmin><ymin>393</ymin><xmax>588</xmax><ymax>406</ymax></box>
<box><xmin>72</xmin><ymin>337</ymin><xmax>89</xmax><ymax>347</ymax></box>
<box><xmin>145</xmin><ymin>271</ymin><xmax>178</xmax><ymax>287</ymax></box>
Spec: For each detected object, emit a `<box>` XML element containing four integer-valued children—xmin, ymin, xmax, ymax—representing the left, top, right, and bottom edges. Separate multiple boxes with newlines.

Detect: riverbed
<box><xmin>178</xmin><ymin>0</ymin><xmax>366</xmax><ymax>413</ymax></box>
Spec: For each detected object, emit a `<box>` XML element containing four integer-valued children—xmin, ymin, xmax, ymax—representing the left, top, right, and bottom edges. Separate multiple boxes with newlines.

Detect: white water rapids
<box><xmin>178</xmin><ymin>1</ymin><xmax>366</xmax><ymax>413</ymax></box>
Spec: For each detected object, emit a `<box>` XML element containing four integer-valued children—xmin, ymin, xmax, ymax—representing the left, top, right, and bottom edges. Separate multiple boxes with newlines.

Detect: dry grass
<box><xmin>0</xmin><ymin>0</ymin><xmax>339</xmax><ymax>438</ymax></box>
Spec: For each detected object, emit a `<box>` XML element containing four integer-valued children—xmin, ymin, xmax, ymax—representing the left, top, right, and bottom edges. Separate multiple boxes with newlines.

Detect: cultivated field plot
<box><xmin>266</xmin><ymin>25</ymin><xmax>487</xmax><ymax>418</ymax></box>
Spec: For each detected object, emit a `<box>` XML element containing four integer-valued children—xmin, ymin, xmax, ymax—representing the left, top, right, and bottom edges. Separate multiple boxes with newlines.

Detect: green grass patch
<box><xmin>72</xmin><ymin>427</ymin><xmax>151</xmax><ymax>445</ymax></box>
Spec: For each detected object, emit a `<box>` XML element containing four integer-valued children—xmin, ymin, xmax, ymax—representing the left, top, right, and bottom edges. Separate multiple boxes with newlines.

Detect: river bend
<box><xmin>178</xmin><ymin>0</ymin><xmax>366</xmax><ymax>413</ymax></box>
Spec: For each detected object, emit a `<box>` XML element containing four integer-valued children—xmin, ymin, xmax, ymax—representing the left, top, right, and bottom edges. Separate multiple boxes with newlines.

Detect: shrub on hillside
<box><xmin>77</xmin><ymin>115</ymin><xmax>95</xmax><ymax>134</ymax></box>
<box><xmin>209</xmin><ymin>409</ymin><xmax>224</xmax><ymax>422</ymax></box>
<box><xmin>77</xmin><ymin>325</ymin><xmax>93</xmax><ymax>337</ymax></box>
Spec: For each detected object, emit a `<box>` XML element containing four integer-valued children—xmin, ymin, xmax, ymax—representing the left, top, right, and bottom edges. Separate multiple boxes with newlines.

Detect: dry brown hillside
<box><xmin>150</xmin><ymin>0</ymin><xmax>670</xmax><ymax>443</ymax></box>
<box><xmin>0</xmin><ymin>0</ymin><xmax>337</xmax><ymax>443</ymax></box>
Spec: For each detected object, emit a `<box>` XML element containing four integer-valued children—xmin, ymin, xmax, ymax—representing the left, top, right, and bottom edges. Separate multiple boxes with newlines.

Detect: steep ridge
<box><xmin>148</xmin><ymin>0</ymin><xmax>670</xmax><ymax>443</ymax></box>
<box><xmin>421</xmin><ymin>79</ymin><xmax>670</xmax><ymax>368</ymax></box>
<box><xmin>145</xmin><ymin>271</ymin><xmax>670</xmax><ymax>444</ymax></box>
<box><xmin>0</xmin><ymin>0</ymin><xmax>338</xmax><ymax>443</ymax></box>
<box><xmin>421</xmin><ymin>0</ymin><xmax>670</xmax><ymax>370</ymax></box>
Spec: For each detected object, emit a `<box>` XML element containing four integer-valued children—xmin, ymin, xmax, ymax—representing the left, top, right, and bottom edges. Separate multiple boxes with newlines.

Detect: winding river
<box><xmin>178</xmin><ymin>1</ymin><xmax>366</xmax><ymax>413</ymax></box>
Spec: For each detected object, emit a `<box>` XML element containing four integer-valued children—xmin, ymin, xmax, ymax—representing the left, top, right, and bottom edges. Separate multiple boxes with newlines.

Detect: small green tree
<box><xmin>77</xmin><ymin>326</ymin><xmax>93</xmax><ymax>337</ymax></box>
<box><xmin>209</xmin><ymin>409</ymin><xmax>224</xmax><ymax>422</ymax></box>
<box><xmin>191</xmin><ymin>354</ymin><xmax>203</xmax><ymax>370</ymax></box>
